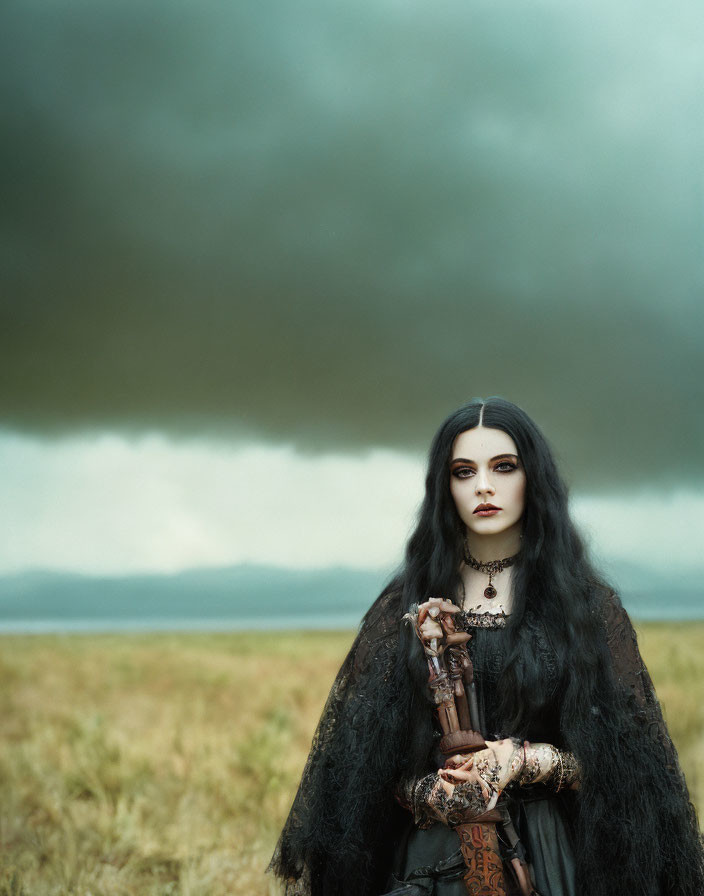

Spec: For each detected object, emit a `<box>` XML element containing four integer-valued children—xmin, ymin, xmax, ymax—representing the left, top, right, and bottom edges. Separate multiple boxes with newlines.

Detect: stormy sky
<box><xmin>2</xmin><ymin>0</ymin><xmax>703</xmax><ymax>576</ymax></box>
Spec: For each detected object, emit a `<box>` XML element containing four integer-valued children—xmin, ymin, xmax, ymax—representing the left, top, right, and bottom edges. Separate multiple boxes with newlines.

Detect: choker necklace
<box><xmin>463</xmin><ymin>540</ymin><xmax>519</xmax><ymax>599</ymax></box>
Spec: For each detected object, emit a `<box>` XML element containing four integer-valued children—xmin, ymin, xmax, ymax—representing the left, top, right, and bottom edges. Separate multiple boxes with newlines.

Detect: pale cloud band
<box><xmin>2</xmin><ymin>432</ymin><xmax>702</xmax><ymax>578</ymax></box>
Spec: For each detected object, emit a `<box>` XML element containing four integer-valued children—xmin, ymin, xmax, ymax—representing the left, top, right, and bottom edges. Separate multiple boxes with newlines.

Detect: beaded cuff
<box><xmin>518</xmin><ymin>744</ymin><xmax>581</xmax><ymax>792</ymax></box>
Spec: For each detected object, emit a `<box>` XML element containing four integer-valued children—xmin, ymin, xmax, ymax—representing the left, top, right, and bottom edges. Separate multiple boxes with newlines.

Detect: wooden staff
<box><xmin>412</xmin><ymin>598</ymin><xmax>516</xmax><ymax>896</ymax></box>
<box><xmin>413</xmin><ymin>598</ymin><xmax>486</xmax><ymax>756</ymax></box>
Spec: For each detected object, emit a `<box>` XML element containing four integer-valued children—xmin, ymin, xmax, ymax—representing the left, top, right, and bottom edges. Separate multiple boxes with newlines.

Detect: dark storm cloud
<box><xmin>2</xmin><ymin>0</ymin><xmax>703</xmax><ymax>486</ymax></box>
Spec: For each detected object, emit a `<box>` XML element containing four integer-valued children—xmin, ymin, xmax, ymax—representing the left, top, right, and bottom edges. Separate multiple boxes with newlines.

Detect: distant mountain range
<box><xmin>0</xmin><ymin>562</ymin><xmax>700</xmax><ymax>631</ymax></box>
<box><xmin>0</xmin><ymin>565</ymin><xmax>391</xmax><ymax>631</ymax></box>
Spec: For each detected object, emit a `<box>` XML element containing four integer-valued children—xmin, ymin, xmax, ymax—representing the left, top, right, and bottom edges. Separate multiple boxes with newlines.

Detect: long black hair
<box><xmin>400</xmin><ymin>396</ymin><xmax>610</xmax><ymax>737</ymax></box>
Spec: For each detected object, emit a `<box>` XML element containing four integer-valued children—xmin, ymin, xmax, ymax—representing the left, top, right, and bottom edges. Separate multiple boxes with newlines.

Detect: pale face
<box><xmin>449</xmin><ymin>426</ymin><xmax>526</xmax><ymax>543</ymax></box>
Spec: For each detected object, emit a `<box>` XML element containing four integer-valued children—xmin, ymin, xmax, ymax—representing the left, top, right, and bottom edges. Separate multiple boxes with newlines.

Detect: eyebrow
<box><xmin>450</xmin><ymin>453</ymin><xmax>519</xmax><ymax>466</ymax></box>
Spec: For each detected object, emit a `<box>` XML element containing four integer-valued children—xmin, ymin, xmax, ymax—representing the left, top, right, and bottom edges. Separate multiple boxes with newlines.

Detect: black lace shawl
<box><xmin>269</xmin><ymin>587</ymin><xmax>704</xmax><ymax>896</ymax></box>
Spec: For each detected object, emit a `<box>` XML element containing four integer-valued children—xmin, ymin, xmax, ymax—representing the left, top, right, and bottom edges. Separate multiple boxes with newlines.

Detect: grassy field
<box><xmin>0</xmin><ymin>623</ymin><xmax>702</xmax><ymax>896</ymax></box>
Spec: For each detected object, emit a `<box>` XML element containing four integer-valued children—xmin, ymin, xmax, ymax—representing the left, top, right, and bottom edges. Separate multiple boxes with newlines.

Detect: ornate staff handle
<box><xmin>411</xmin><ymin>598</ymin><xmax>486</xmax><ymax>755</ymax></box>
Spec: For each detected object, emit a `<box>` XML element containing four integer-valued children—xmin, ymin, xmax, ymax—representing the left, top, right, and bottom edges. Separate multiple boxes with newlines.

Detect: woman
<box><xmin>270</xmin><ymin>398</ymin><xmax>703</xmax><ymax>896</ymax></box>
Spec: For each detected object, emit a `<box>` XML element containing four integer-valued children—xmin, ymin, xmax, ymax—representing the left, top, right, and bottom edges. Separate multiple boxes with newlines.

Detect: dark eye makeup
<box><xmin>450</xmin><ymin>459</ymin><xmax>519</xmax><ymax>478</ymax></box>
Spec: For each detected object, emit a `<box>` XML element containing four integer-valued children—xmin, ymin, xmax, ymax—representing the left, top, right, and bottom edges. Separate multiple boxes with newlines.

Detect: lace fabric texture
<box><xmin>601</xmin><ymin>593</ymin><xmax>676</xmax><ymax>768</ymax></box>
<box><xmin>269</xmin><ymin>588</ymin><xmax>416</xmax><ymax>896</ymax></box>
<box><xmin>570</xmin><ymin>591</ymin><xmax>704</xmax><ymax>895</ymax></box>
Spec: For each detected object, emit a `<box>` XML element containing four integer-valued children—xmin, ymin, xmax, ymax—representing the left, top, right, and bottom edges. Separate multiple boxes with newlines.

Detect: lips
<box><xmin>473</xmin><ymin>503</ymin><xmax>500</xmax><ymax>514</ymax></box>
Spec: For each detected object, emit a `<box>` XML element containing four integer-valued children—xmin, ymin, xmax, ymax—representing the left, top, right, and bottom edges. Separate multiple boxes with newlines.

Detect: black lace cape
<box><xmin>269</xmin><ymin>588</ymin><xmax>704</xmax><ymax>896</ymax></box>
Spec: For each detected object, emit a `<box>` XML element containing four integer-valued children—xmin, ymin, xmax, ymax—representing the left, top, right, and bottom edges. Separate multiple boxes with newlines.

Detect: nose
<box><xmin>474</xmin><ymin>468</ymin><xmax>495</xmax><ymax>496</ymax></box>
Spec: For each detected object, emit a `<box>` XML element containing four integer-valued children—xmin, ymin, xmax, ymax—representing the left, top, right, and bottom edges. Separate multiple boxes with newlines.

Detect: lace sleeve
<box><xmin>563</xmin><ymin>590</ymin><xmax>704</xmax><ymax>896</ymax></box>
<box><xmin>269</xmin><ymin>587</ymin><xmax>421</xmax><ymax>896</ymax></box>
<box><xmin>602</xmin><ymin>591</ymin><xmax>677</xmax><ymax>770</ymax></box>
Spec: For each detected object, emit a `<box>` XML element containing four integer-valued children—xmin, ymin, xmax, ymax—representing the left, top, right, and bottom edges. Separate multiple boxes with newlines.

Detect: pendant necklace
<box><xmin>463</xmin><ymin>539</ymin><xmax>519</xmax><ymax>600</ymax></box>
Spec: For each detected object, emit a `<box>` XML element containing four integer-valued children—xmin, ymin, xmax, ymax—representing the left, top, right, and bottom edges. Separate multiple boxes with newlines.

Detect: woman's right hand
<box><xmin>409</xmin><ymin>739</ymin><xmax>519</xmax><ymax>827</ymax></box>
<box><xmin>414</xmin><ymin>771</ymin><xmax>492</xmax><ymax>827</ymax></box>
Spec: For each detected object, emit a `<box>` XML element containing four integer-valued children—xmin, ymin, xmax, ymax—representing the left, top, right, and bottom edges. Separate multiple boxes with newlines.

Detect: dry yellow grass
<box><xmin>0</xmin><ymin>622</ymin><xmax>701</xmax><ymax>896</ymax></box>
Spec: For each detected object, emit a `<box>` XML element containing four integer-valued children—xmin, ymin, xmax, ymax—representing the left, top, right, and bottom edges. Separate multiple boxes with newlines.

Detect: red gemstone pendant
<box><xmin>484</xmin><ymin>585</ymin><xmax>497</xmax><ymax>599</ymax></box>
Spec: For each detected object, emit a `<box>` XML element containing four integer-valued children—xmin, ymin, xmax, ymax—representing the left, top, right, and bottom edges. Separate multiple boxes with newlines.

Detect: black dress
<box><xmin>389</xmin><ymin>609</ymin><xmax>577</xmax><ymax>896</ymax></box>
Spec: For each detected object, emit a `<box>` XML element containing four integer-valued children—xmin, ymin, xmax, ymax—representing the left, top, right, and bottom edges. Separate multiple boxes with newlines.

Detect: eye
<box><xmin>494</xmin><ymin>461</ymin><xmax>517</xmax><ymax>473</ymax></box>
<box><xmin>451</xmin><ymin>466</ymin><xmax>475</xmax><ymax>479</ymax></box>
